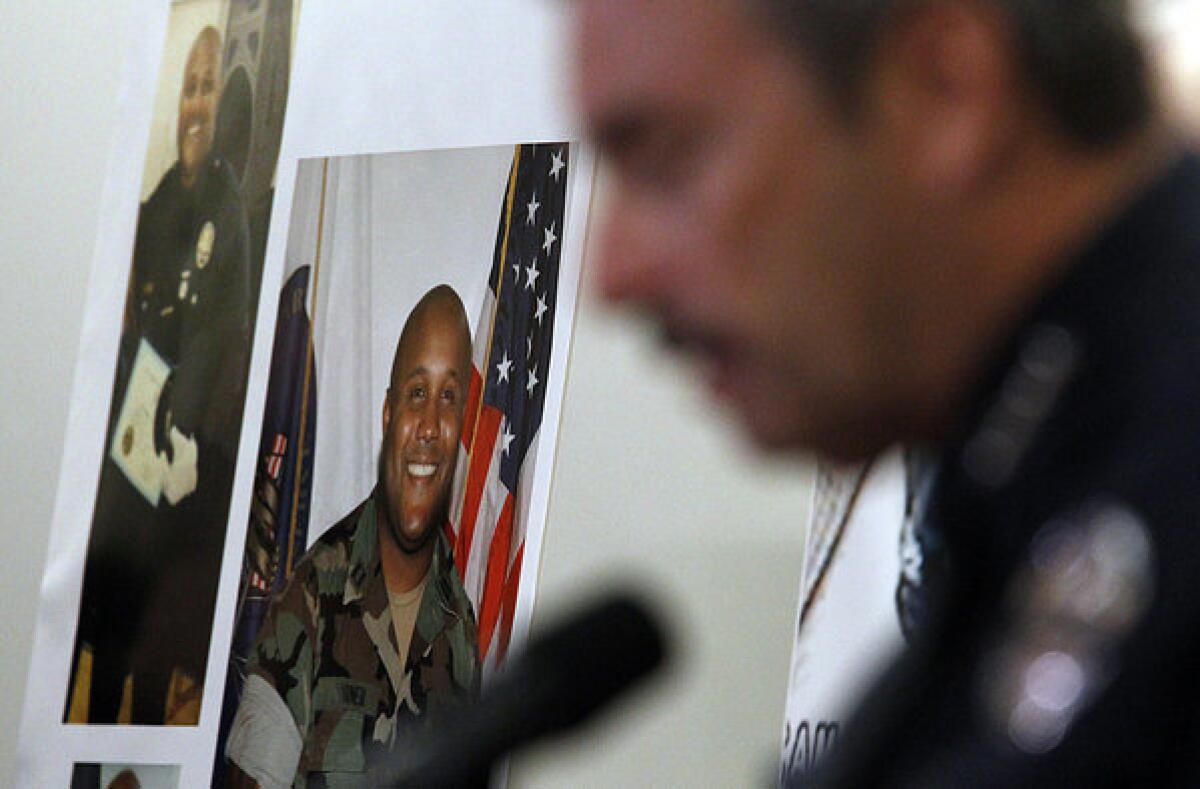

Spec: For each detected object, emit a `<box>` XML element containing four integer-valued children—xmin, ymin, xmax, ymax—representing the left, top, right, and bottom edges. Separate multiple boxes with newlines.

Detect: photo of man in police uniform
<box><xmin>66</xmin><ymin>13</ymin><xmax>267</xmax><ymax>725</ymax></box>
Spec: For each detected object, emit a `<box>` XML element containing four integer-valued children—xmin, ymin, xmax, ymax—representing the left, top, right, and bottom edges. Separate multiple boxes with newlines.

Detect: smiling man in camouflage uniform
<box><xmin>226</xmin><ymin>286</ymin><xmax>480</xmax><ymax>787</ymax></box>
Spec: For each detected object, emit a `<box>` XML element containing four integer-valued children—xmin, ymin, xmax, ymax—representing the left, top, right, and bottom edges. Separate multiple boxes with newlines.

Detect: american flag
<box><xmin>450</xmin><ymin>143</ymin><xmax>569</xmax><ymax>672</ymax></box>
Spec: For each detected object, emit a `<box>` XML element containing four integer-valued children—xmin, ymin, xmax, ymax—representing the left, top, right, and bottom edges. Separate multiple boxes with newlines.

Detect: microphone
<box><xmin>384</xmin><ymin>593</ymin><xmax>669</xmax><ymax>787</ymax></box>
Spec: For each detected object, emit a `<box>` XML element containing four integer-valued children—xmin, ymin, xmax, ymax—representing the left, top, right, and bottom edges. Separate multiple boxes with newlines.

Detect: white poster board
<box><xmin>17</xmin><ymin>1</ymin><xmax>592</xmax><ymax>784</ymax></box>
<box><xmin>779</xmin><ymin>449</ymin><xmax>907</xmax><ymax>782</ymax></box>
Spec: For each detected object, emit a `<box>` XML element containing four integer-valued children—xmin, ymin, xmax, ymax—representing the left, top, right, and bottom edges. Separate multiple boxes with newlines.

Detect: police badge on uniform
<box><xmin>196</xmin><ymin>220</ymin><xmax>216</xmax><ymax>269</ymax></box>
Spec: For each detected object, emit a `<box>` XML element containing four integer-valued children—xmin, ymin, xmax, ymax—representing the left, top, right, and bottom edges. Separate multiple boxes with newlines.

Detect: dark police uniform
<box><xmin>72</xmin><ymin>152</ymin><xmax>255</xmax><ymax>724</ymax></box>
<box><xmin>806</xmin><ymin>151</ymin><xmax>1200</xmax><ymax>787</ymax></box>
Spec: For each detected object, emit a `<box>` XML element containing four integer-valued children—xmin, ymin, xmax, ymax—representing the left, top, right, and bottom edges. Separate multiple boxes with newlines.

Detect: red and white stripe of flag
<box><xmin>449</xmin><ymin>288</ymin><xmax>527</xmax><ymax>672</ymax></box>
<box><xmin>266</xmin><ymin>433</ymin><xmax>287</xmax><ymax>480</ymax></box>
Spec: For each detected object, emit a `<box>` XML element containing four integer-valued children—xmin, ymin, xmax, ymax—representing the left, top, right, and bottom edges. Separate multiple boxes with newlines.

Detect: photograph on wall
<box><xmin>213</xmin><ymin>142</ymin><xmax>582</xmax><ymax>785</ymax></box>
<box><xmin>70</xmin><ymin>763</ymin><xmax>180</xmax><ymax>789</ymax></box>
<box><xmin>779</xmin><ymin>451</ymin><xmax>909</xmax><ymax>783</ymax></box>
<box><xmin>19</xmin><ymin>3</ymin><xmax>588</xmax><ymax>783</ymax></box>
<box><xmin>64</xmin><ymin>0</ymin><xmax>295</xmax><ymax>726</ymax></box>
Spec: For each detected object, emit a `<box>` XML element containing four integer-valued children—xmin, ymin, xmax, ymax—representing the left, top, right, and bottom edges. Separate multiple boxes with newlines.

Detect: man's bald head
<box><xmin>189</xmin><ymin>25</ymin><xmax>221</xmax><ymax>62</ymax></box>
<box><xmin>177</xmin><ymin>26</ymin><xmax>222</xmax><ymax>188</ymax></box>
<box><xmin>390</xmin><ymin>285</ymin><xmax>472</xmax><ymax>392</ymax></box>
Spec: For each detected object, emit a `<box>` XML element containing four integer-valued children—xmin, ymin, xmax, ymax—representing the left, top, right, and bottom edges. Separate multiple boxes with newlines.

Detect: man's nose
<box><xmin>416</xmin><ymin>402</ymin><xmax>439</xmax><ymax>441</ymax></box>
<box><xmin>593</xmin><ymin>199</ymin><xmax>673</xmax><ymax>308</ymax></box>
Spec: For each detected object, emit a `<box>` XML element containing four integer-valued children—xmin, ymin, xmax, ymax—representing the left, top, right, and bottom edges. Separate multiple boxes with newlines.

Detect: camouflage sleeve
<box><xmin>246</xmin><ymin>567</ymin><xmax>318</xmax><ymax>741</ymax></box>
<box><xmin>225</xmin><ymin>568</ymin><xmax>318</xmax><ymax>786</ymax></box>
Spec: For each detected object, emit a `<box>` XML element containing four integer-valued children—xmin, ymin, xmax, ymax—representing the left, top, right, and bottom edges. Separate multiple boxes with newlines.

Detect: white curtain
<box><xmin>306</xmin><ymin>156</ymin><xmax>378</xmax><ymax>537</ymax></box>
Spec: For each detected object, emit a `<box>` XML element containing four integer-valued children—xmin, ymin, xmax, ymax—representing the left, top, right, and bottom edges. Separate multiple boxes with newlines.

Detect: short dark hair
<box><xmin>758</xmin><ymin>0</ymin><xmax>1152</xmax><ymax>146</ymax></box>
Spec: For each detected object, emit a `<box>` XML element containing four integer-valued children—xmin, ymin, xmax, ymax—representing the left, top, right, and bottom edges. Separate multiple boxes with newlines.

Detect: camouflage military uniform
<box><xmin>243</xmin><ymin>493</ymin><xmax>480</xmax><ymax>786</ymax></box>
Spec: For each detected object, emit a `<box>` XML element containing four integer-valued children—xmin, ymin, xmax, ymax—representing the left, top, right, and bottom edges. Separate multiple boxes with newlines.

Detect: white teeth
<box><xmin>407</xmin><ymin>463</ymin><xmax>437</xmax><ymax>478</ymax></box>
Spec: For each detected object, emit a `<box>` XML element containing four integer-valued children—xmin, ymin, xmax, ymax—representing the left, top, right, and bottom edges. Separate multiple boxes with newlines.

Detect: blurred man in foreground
<box><xmin>576</xmin><ymin>0</ymin><xmax>1200</xmax><ymax>784</ymax></box>
<box><xmin>225</xmin><ymin>286</ymin><xmax>480</xmax><ymax>786</ymax></box>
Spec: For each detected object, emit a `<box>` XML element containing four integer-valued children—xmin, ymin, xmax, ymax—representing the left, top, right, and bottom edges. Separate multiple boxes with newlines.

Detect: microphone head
<box><xmin>384</xmin><ymin>591</ymin><xmax>670</xmax><ymax>787</ymax></box>
<box><xmin>520</xmin><ymin>593</ymin><xmax>668</xmax><ymax>733</ymax></box>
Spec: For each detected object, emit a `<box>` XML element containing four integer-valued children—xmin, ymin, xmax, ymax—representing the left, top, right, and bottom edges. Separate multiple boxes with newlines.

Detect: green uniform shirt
<box><xmin>246</xmin><ymin>494</ymin><xmax>480</xmax><ymax>786</ymax></box>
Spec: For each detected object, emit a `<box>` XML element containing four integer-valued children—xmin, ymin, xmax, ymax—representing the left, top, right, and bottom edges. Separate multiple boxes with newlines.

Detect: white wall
<box><xmin>0</xmin><ymin>4</ymin><xmax>812</xmax><ymax>788</ymax></box>
<box><xmin>0</xmin><ymin>2</ymin><xmax>139</xmax><ymax>786</ymax></box>
<box><xmin>508</xmin><ymin>277</ymin><xmax>814</xmax><ymax>787</ymax></box>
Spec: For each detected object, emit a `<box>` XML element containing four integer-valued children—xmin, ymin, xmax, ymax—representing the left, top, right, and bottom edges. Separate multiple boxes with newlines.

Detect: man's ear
<box><xmin>382</xmin><ymin>388</ymin><xmax>393</xmax><ymax>435</ymax></box>
<box><xmin>863</xmin><ymin>0</ymin><xmax>1022</xmax><ymax>196</ymax></box>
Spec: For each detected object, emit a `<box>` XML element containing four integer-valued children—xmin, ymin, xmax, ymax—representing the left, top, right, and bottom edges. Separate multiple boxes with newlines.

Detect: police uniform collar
<box><xmin>910</xmin><ymin>151</ymin><xmax>1200</xmax><ymax>607</ymax></box>
<box><xmin>946</xmin><ymin>152</ymin><xmax>1200</xmax><ymax>494</ymax></box>
<box><xmin>169</xmin><ymin>152</ymin><xmax>227</xmax><ymax>195</ymax></box>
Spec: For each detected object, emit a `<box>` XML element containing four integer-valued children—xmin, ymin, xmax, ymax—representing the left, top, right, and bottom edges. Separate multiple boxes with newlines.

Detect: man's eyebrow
<box><xmin>400</xmin><ymin>366</ymin><xmax>429</xmax><ymax>384</ymax></box>
<box><xmin>591</xmin><ymin>108</ymin><xmax>649</xmax><ymax>154</ymax></box>
<box><xmin>401</xmin><ymin>366</ymin><xmax>462</xmax><ymax>382</ymax></box>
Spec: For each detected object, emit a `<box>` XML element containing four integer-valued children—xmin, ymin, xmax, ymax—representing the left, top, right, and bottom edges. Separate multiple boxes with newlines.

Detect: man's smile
<box><xmin>406</xmin><ymin>462</ymin><xmax>439</xmax><ymax>479</ymax></box>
